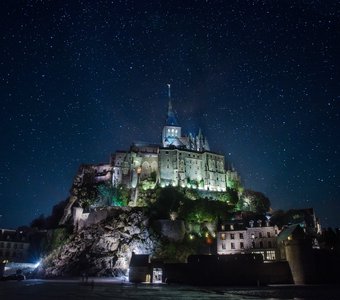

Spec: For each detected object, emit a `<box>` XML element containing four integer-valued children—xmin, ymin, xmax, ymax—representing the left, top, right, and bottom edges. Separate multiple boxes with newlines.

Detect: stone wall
<box><xmin>73</xmin><ymin>206</ymin><xmax>133</xmax><ymax>231</ymax></box>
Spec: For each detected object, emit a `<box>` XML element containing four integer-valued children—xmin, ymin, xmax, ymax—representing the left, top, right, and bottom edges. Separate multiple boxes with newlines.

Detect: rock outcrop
<box><xmin>42</xmin><ymin>208</ymin><xmax>159</xmax><ymax>277</ymax></box>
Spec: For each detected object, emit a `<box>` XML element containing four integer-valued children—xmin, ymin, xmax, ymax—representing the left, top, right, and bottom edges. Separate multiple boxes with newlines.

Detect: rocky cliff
<box><xmin>41</xmin><ymin>208</ymin><xmax>159</xmax><ymax>277</ymax></box>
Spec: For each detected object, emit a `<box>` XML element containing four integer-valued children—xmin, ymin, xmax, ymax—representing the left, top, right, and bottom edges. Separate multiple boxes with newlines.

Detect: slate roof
<box><xmin>277</xmin><ymin>224</ymin><xmax>304</xmax><ymax>243</ymax></box>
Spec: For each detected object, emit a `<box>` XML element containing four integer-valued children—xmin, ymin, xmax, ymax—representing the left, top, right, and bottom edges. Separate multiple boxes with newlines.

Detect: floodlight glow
<box><xmin>34</xmin><ymin>260</ymin><xmax>41</xmax><ymax>268</ymax></box>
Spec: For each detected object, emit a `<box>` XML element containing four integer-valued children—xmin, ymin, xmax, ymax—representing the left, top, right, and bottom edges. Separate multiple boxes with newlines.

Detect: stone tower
<box><xmin>162</xmin><ymin>85</ymin><xmax>182</xmax><ymax>148</ymax></box>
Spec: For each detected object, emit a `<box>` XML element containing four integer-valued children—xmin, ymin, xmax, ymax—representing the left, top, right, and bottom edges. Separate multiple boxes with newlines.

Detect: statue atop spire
<box><xmin>167</xmin><ymin>83</ymin><xmax>171</xmax><ymax>99</ymax></box>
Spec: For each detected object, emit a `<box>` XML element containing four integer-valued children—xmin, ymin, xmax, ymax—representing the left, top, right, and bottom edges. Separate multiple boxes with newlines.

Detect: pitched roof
<box><xmin>277</xmin><ymin>224</ymin><xmax>304</xmax><ymax>243</ymax></box>
<box><xmin>166</xmin><ymin>99</ymin><xmax>179</xmax><ymax>126</ymax></box>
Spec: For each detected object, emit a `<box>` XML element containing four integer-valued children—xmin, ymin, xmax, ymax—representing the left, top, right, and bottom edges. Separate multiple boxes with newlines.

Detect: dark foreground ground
<box><xmin>1</xmin><ymin>279</ymin><xmax>340</xmax><ymax>300</ymax></box>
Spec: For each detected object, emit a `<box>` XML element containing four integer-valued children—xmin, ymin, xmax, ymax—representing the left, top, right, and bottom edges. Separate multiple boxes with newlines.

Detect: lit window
<box><xmin>266</xmin><ymin>250</ymin><xmax>276</xmax><ymax>260</ymax></box>
<box><xmin>220</xmin><ymin>233</ymin><xmax>226</xmax><ymax>240</ymax></box>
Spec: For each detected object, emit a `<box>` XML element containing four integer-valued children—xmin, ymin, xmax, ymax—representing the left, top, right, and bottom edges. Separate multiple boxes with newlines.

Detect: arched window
<box><xmin>151</xmin><ymin>161</ymin><xmax>158</xmax><ymax>173</ymax></box>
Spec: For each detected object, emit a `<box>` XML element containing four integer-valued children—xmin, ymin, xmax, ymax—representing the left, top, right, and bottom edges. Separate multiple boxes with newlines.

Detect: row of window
<box><xmin>164</xmin><ymin>151</ymin><xmax>202</xmax><ymax>159</ymax></box>
<box><xmin>251</xmin><ymin>241</ymin><xmax>274</xmax><ymax>248</ymax></box>
<box><xmin>0</xmin><ymin>242</ymin><xmax>25</xmax><ymax>249</ymax></box>
<box><xmin>220</xmin><ymin>240</ymin><xmax>274</xmax><ymax>250</ymax></box>
<box><xmin>253</xmin><ymin>250</ymin><xmax>276</xmax><ymax>261</ymax></box>
<box><xmin>252</xmin><ymin>232</ymin><xmax>273</xmax><ymax>238</ymax></box>
<box><xmin>220</xmin><ymin>231</ymin><xmax>273</xmax><ymax>240</ymax></box>
<box><xmin>0</xmin><ymin>250</ymin><xmax>24</xmax><ymax>258</ymax></box>
<box><xmin>167</xmin><ymin>128</ymin><xmax>178</xmax><ymax>134</ymax></box>
<box><xmin>221</xmin><ymin>242</ymin><xmax>245</xmax><ymax>250</ymax></box>
<box><xmin>0</xmin><ymin>235</ymin><xmax>26</xmax><ymax>241</ymax></box>
<box><xmin>220</xmin><ymin>233</ymin><xmax>244</xmax><ymax>240</ymax></box>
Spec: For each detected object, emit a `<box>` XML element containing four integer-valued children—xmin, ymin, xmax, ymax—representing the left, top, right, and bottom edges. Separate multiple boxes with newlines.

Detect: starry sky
<box><xmin>1</xmin><ymin>1</ymin><xmax>339</xmax><ymax>229</ymax></box>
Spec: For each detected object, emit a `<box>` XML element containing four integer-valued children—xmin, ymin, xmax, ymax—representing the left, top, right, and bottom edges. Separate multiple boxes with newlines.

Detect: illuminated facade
<box><xmin>217</xmin><ymin>221</ymin><xmax>280</xmax><ymax>261</ymax></box>
<box><xmin>70</xmin><ymin>90</ymin><xmax>239</xmax><ymax>204</ymax></box>
<box><xmin>111</xmin><ymin>143</ymin><xmax>159</xmax><ymax>188</ymax></box>
<box><xmin>60</xmin><ymin>90</ymin><xmax>241</xmax><ymax>224</ymax></box>
<box><xmin>0</xmin><ymin>229</ymin><xmax>30</xmax><ymax>263</ymax></box>
<box><xmin>110</xmin><ymin>94</ymin><xmax>239</xmax><ymax>192</ymax></box>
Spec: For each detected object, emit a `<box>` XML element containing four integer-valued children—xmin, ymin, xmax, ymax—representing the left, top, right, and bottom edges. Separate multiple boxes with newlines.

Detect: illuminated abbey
<box><xmin>58</xmin><ymin>86</ymin><xmax>241</xmax><ymax>225</ymax></box>
<box><xmin>106</xmin><ymin>86</ymin><xmax>240</xmax><ymax>193</ymax></box>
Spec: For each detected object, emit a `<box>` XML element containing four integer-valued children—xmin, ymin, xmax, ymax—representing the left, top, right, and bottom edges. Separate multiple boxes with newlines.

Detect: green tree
<box><xmin>97</xmin><ymin>183</ymin><xmax>129</xmax><ymax>207</ymax></box>
<box><xmin>149</xmin><ymin>186</ymin><xmax>186</xmax><ymax>219</ymax></box>
<box><xmin>74</xmin><ymin>183</ymin><xmax>98</xmax><ymax>209</ymax></box>
<box><xmin>216</xmin><ymin>188</ymin><xmax>239</xmax><ymax>205</ymax></box>
<box><xmin>240</xmin><ymin>189</ymin><xmax>271</xmax><ymax>213</ymax></box>
<box><xmin>44</xmin><ymin>227</ymin><xmax>72</xmax><ymax>252</ymax></box>
<box><xmin>180</xmin><ymin>198</ymin><xmax>230</xmax><ymax>223</ymax></box>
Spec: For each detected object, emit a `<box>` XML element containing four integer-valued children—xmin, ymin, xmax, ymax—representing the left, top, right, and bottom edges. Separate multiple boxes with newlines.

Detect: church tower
<box><xmin>162</xmin><ymin>84</ymin><xmax>182</xmax><ymax>147</ymax></box>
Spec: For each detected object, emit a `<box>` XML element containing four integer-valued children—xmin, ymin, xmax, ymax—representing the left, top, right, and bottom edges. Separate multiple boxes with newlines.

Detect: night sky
<box><xmin>1</xmin><ymin>1</ymin><xmax>339</xmax><ymax>229</ymax></box>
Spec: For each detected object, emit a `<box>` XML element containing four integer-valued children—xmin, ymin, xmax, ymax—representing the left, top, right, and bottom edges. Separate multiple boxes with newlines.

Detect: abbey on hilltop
<box><xmin>59</xmin><ymin>86</ymin><xmax>240</xmax><ymax>224</ymax></box>
<box><xmin>60</xmin><ymin>87</ymin><xmax>240</xmax><ymax>218</ymax></box>
<box><xmin>109</xmin><ymin>85</ymin><xmax>239</xmax><ymax>192</ymax></box>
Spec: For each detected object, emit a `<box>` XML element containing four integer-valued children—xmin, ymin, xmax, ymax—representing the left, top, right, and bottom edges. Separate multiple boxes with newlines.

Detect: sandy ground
<box><xmin>1</xmin><ymin>279</ymin><xmax>340</xmax><ymax>300</ymax></box>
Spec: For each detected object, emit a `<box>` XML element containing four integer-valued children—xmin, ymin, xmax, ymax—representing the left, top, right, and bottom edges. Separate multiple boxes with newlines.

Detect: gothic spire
<box><xmin>166</xmin><ymin>84</ymin><xmax>178</xmax><ymax>126</ymax></box>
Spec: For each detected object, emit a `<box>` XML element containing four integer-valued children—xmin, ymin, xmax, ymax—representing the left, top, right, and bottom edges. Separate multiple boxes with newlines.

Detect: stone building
<box><xmin>0</xmin><ymin>229</ymin><xmax>30</xmax><ymax>263</ymax></box>
<box><xmin>110</xmin><ymin>89</ymin><xmax>239</xmax><ymax>192</ymax></box>
<box><xmin>159</xmin><ymin>148</ymin><xmax>227</xmax><ymax>191</ymax></box>
<box><xmin>111</xmin><ymin>143</ymin><xmax>159</xmax><ymax>188</ymax></box>
<box><xmin>60</xmin><ymin>89</ymin><xmax>240</xmax><ymax>224</ymax></box>
<box><xmin>217</xmin><ymin>220</ymin><xmax>280</xmax><ymax>261</ymax></box>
